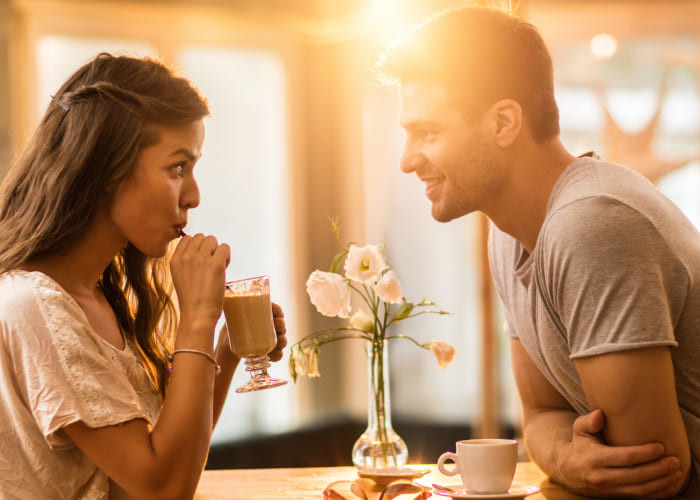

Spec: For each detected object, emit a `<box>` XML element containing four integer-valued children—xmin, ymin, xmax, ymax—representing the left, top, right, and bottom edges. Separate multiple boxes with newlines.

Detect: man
<box><xmin>378</xmin><ymin>7</ymin><xmax>699</xmax><ymax>499</ymax></box>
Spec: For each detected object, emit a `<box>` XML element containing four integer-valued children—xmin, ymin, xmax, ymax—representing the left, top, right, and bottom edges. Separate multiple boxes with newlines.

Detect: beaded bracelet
<box><xmin>168</xmin><ymin>349</ymin><xmax>222</xmax><ymax>375</ymax></box>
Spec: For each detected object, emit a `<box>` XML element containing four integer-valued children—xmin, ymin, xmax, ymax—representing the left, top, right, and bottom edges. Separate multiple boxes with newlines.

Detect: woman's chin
<box><xmin>131</xmin><ymin>241</ymin><xmax>171</xmax><ymax>259</ymax></box>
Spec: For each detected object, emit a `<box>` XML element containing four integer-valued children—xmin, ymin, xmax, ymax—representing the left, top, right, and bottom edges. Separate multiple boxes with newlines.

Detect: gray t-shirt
<box><xmin>489</xmin><ymin>155</ymin><xmax>700</xmax><ymax>496</ymax></box>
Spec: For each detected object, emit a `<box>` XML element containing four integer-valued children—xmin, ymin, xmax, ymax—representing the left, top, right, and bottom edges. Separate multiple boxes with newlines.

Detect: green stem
<box><xmin>370</xmin><ymin>338</ymin><xmax>398</xmax><ymax>467</ymax></box>
<box><xmin>402</xmin><ymin>310</ymin><xmax>450</xmax><ymax>319</ymax></box>
<box><xmin>290</xmin><ymin>328</ymin><xmax>372</xmax><ymax>351</ymax></box>
<box><xmin>347</xmin><ymin>281</ymin><xmax>375</xmax><ymax>313</ymax></box>
<box><xmin>384</xmin><ymin>333</ymin><xmax>430</xmax><ymax>350</ymax></box>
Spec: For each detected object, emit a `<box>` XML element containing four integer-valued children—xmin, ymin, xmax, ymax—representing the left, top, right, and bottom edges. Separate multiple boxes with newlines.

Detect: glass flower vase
<box><xmin>352</xmin><ymin>339</ymin><xmax>408</xmax><ymax>470</ymax></box>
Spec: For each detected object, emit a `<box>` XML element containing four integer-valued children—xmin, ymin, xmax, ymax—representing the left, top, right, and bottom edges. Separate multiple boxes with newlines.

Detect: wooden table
<box><xmin>195</xmin><ymin>462</ymin><xmax>589</xmax><ymax>499</ymax></box>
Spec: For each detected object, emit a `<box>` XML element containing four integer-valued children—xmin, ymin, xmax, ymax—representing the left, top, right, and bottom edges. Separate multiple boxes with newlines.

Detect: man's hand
<box><xmin>557</xmin><ymin>409</ymin><xmax>683</xmax><ymax>499</ymax></box>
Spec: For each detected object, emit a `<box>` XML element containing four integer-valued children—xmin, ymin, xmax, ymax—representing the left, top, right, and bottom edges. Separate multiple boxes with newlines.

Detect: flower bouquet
<box><xmin>289</xmin><ymin>221</ymin><xmax>455</xmax><ymax>470</ymax></box>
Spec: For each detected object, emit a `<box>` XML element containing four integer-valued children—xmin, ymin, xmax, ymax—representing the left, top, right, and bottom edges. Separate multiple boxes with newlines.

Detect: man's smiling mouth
<box><xmin>420</xmin><ymin>176</ymin><xmax>444</xmax><ymax>198</ymax></box>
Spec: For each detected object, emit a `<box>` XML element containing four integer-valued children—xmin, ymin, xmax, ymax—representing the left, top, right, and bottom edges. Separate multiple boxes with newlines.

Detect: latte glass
<box><xmin>224</xmin><ymin>275</ymin><xmax>286</xmax><ymax>393</ymax></box>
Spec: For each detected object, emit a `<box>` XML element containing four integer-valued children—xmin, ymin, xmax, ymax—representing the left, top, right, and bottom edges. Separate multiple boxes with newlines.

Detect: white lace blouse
<box><xmin>0</xmin><ymin>270</ymin><xmax>161</xmax><ymax>499</ymax></box>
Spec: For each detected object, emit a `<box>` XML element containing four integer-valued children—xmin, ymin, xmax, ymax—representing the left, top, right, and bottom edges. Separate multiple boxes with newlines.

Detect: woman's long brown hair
<box><xmin>0</xmin><ymin>53</ymin><xmax>210</xmax><ymax>398</ymax></box>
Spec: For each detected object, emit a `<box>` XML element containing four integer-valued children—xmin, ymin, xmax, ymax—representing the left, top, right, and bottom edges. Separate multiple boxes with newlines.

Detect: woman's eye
<box><xmin>172</xmin><ymin>163</ymin><xmax>185</xmax><ymax>177</ymax></box>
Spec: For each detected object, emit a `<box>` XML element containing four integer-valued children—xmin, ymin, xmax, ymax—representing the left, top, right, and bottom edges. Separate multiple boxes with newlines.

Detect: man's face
<box><xmin>399</xmin><ymin>81</ymin><xmax>500</xmax><ymax>222</ymax></box>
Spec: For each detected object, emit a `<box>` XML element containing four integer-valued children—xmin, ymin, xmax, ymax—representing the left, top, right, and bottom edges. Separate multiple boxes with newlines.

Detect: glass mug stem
<box><xmin>235</xmin><ymin>355</ymin><xmax>286</xmax><ymax>393</ymax></box>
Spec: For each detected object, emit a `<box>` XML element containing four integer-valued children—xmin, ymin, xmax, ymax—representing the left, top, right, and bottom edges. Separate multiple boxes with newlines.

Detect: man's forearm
<box><xmin>522</xmin><ymin>407</ymin><xmax>578</xmax><ymax>485</ymax></box>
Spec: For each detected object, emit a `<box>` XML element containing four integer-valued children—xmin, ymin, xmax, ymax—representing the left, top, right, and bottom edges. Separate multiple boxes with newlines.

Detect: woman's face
<box><xmin>109</xmin><ymin>120</ymin><xmax>204</xmax><ymax>257</ymax></box>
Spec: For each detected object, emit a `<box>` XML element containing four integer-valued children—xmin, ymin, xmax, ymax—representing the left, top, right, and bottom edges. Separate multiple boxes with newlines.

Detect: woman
<box><xmin>0</xmin><ymin>53</ymin><xmax>286</xmax><ymax>499</ymax></box>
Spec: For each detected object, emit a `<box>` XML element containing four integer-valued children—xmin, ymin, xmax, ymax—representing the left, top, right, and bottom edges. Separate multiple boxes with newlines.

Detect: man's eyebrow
<box><xmin>169</xmin><ymin>148</ymin><xmax>200</xmax><ymax>161</ymax></box>
<box><xmin>401</xmin><ymin>119</ymin><xmax>438</xmax><ymax>130</ymax></box>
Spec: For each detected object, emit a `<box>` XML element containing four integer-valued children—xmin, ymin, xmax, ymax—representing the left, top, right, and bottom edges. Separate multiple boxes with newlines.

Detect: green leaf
<box><xmin>329</xmin><ymin>250</ymin><xmax>348</xmax><ymax>274</ymax></box>
<box><xmin>288</xmin><ymin>353</ymin><xmax>298</xmax><ymax>383</ymax></box>
<box><xmin>393</xmin><ymin>301</ymin><xmax>414</xmax><ymax>321</ymax></box>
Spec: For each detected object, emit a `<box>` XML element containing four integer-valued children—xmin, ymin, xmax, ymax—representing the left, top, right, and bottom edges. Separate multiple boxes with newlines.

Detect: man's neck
<box><xmin>486</xmin><ymin>138</ymin><xmax>576</xmax><ymax>254</ymax></box>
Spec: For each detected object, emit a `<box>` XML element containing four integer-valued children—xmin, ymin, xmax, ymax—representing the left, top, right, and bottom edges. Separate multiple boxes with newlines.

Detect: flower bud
<box><xmin>427</xmin><ymin>340</ymin><xmax>456</xmax><ymax>369</ymax></box>
<box><xmin>350</xmin><ymin>310</ymin><xmax>375</xmax><ymax>333</ymax></box>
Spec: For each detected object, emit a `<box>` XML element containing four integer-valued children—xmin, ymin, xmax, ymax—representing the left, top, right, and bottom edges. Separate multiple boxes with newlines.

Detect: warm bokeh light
<box><xmin>365</xmin><ymin>0</ymin><xmax>425</xmax><ymax>48</ymax></box>
<box><xmin>590</xmin><ymin>33</ymin><xmax>618</xmax><ymax>59</ymax></box>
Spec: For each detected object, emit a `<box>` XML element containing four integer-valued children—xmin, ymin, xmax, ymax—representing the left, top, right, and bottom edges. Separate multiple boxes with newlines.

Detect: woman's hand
<box><xmin>268</xmin><ymin>302</ymin><xmax>288</xmax><ymax>362</ymax></box>
<box><xmin>170</xmin><ymin>233</ymin><xmax>230</xmax><ymax>341</ymax></box>
<box><xmin>215</xmin><ymin>301</ymin><xmax>287</xmax><ymax>365</ymax></box>
<box><xmin>211</xmin><ymin>301</ymin><xmax>288</xmax><ymax>427</ymax></box>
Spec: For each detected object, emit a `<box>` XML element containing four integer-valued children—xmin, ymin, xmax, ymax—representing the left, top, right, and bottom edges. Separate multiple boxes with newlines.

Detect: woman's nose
<box><xmin>181</xmin><ymin>176</ymin><xmax>200</xmax><ymax>209</ymax></box>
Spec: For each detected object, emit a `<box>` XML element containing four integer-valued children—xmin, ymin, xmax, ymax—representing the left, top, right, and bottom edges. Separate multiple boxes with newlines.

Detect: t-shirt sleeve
<box><xmin>537</xmin><ymin>196</ymin><xmax>683</xmax><ymax>359</ymax></box>
<box><xmin>3</xmin><ymin>277</ymin><xmax>152</xmax><ymax>450</ymax></box>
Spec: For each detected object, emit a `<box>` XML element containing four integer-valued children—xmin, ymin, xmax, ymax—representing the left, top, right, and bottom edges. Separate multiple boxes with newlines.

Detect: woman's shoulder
<box><xmin>0</xmin><ymin>270</ymin><xmax>84</xmax><ymax>327</ymax></box>
<box><xmin>0</xmin><ymin>270</ymin><xmax>44</xmax><ymax>311</ymax></box>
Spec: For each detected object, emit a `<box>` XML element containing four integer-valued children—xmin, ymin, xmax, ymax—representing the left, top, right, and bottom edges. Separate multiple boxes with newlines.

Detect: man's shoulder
<box><xmin>545</xmin><ymin>155</ymin><xmax>694</xmax><ymax>245</ymax></box>
<box><xmin>542</xmin><ymin>195</ymin><xmax>662</xmax><ymax>255</ymax></box>
<box><xmin>550</xmin><ymin>156</ymin><xmax>659</xmax><ymax>214</ymax></box>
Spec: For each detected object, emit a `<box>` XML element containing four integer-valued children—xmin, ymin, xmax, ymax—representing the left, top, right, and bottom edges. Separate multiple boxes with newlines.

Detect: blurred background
<box><xmin>0</xmin><ymin>0</ymin><xmax>698</xmax><ymax>468</ymax></box>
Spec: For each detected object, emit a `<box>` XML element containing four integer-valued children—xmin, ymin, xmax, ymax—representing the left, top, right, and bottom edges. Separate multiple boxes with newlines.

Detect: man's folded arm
<box><xmin>574</xmin><ymin>345</ymin><xmax>690</xmax><ymax>494</ymax></box>
<box><xmin>511</xmin><ymin>338</ymin><xmax>684</xmax><ymax>498</ymax></box>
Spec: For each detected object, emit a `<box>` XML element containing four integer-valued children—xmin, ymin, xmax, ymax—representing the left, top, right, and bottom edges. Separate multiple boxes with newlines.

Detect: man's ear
<box><xmin>486</xmin><ymin>99</ymin><xmax>522</xmax><ymax>147</ymax></box>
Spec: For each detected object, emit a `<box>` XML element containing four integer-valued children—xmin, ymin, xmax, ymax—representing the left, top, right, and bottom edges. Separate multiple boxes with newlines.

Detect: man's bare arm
<box><xmin>511</xmin><ymin>338</ymin><xmax>683</xmax><ymax>498</ymax></box>
<box><xmin>574</xmin><ymin>346</ymin><xmax>689</xmax><ymax>495</ymax></box>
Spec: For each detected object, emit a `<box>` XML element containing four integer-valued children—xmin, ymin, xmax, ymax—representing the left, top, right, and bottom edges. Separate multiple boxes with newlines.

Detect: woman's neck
<box><xmin>21</xmin><ymin>216</ymin><xmax>126</xmax><ymax>297</ymax></box>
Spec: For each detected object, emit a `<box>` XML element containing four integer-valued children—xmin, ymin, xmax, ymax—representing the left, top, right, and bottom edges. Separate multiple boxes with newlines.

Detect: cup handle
<box><xmin>437</xmin><ymin>451</ymin><xmax>459</xmax><ymax>476</ymax></box>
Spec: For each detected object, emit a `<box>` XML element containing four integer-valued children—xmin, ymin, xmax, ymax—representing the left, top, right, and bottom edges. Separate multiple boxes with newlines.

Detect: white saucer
<box><xmin>434</xmin><ymin>484</ymin><xmax>540</xmax><ymax>499</ymax></box>
<box><xmin>357</xmin><ymin>467</ymin><xmax>430</xmax><ymax>485</ymax></box>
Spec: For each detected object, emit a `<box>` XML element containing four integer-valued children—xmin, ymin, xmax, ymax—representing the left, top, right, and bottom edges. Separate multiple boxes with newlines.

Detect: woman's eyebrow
<box><xmin>169</xmin><ymin>148</ymin><xmax>200</xmax><ymax>161</ymax></box>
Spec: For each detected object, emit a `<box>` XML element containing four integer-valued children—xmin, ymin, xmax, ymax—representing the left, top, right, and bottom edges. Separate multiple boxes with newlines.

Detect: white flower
<box><xmin>344</xmin><ymin>244</ymin><xmax>387</xmax><ymax>284</ymax></box>
<box><xmin>375</xmin><ymin>270</ymin><xmax>403</xmax><ymax>304</ymax></box>
<box><xmin>306</xmin><ymin>270</ymin><xmax>351</xmax><ymax>318</ymax></box>
<box><xmin>427</xmin><ymin>340</ymin><xmax>456</xmax><ymax>369</ymax></box>
<box><xmin>350</xmin><ymin>310</ymin><xmax>375</xmax><ymax>333</ymax></box>
<box><xmin>303</xmin><ymin>349</ymin><xmax>320</xmax><ymax>378</ymax></box>
<box><xmin>292</xmin><ymin>348</ymin><xmax>320</xmax><ymax>378</ymax></box>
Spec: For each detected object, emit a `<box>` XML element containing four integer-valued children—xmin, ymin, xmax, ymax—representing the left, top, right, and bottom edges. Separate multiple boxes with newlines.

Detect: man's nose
<box><xmin>400</xmin><ymin>150</ymin><xmax>426</xmax><ymax>173</ymax></box>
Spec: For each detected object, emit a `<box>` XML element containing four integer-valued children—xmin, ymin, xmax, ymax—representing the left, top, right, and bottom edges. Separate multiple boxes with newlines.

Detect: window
<box><xmin>179</xmin><ymin>46</ymin><xmax>295</xmax><ymax>441</ymax></box>
<box><xmin>16</xmin><ymin>2</ymin><xmax>297</xmax><ymax>445</ymax></box>
<box><xmin>362</xmin><ymin>84</ymin><xmax>488</xmax><ymax>429</ymax></box>
<box><xmin>553</xmin><ymin>34</ymin><xmax>700</xmax><ymax>227</ymax></box>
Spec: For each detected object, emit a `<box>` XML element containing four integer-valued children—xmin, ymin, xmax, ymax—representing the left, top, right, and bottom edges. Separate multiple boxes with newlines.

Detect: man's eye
<box><xmin>419</xmin><ymin>130</ymin><xmax>437</xmax><ymax>142</ymax></box>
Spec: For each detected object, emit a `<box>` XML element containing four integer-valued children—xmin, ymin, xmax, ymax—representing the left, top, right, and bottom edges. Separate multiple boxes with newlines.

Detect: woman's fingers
<box><xmin>268</xmin><ymin>302</ymin><xmax>287</xmax><ymax>362</ymax></box>
<box><xmin>171</xmin><ymin>233</ymin><xmax>229</xmax><ymax>336</ymax></box>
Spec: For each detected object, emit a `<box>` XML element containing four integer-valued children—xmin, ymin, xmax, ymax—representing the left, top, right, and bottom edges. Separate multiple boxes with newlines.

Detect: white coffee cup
<box><xmin>437</xmin><ymin>439</ymin><xmax>518</xmax><ymax>494</ymax></box>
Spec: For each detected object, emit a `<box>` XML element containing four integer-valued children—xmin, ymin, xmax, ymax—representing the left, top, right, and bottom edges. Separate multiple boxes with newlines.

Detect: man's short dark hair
<box><xmin>377</xmin><ymin>7</ymin><xmax>560</xmax><ymax>143</ymax></box>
